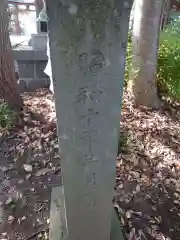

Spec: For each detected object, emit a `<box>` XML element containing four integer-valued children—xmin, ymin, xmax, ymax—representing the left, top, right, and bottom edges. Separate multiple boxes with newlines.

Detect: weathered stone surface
<box><xmin>31</xmin><ymin>33</ymin><xmax>48</xmax><ymax>51</ymax></box>
<box><xmin>46</xmin><ymin>0</ymin><xmax>133</xmax><ymax>240</ymax></box>
<box><xmin>18</xmin><ymin>79</ymin><xmax>27</xmax><ymax>92</ymax></box>
<box><xmin>18</xmin><ymin>61</ymin><xmax>34</xmax><ymax>78</ymax></box>
<box><xmin>27</xmin><ymin>78</ymin><xmax>50</xmax><ymax>91</ymax></box>
<box><xmin>49</xmin><ymin>186</ymin><xmax>124</xmax><ymax>240</ymax></box>
<box><xmin>18</xmin><ymin>78</ymin><xmax>50</xmax><ymax>92</ymax></box>
<box><xmin>12</xmin><ymin>49</ymin><xmax>48</xmax><ymax>61</ymax></box>
<box><xmin>35</xmin><ymin>61</ymin><xmax>48</xmax><ymax>78</ymax></box>
<box><xmin>13</xmin><ymin>48</ymin><xmax>50</xmax><ymax>92</ymax></box>
<box><xmin>17</xmin><ymin>59</ymin><xmax>48</xmax><ymax>79</ymax></box>
<box><xmin>49</xmin><ymin>187</ymin><xmax>68</xmax><ymax>240</ymax></box>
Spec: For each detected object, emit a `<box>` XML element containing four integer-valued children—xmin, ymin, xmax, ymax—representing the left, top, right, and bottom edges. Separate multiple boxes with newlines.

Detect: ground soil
<box><xmin>116</xmin><ymin>92</ymin><xmax>180</xmax><ymax>240</ymax></box>
<box><xmin>0</xmin><ymin>89</ymin><xmax>180</xmax><ymax>240</ymax></box>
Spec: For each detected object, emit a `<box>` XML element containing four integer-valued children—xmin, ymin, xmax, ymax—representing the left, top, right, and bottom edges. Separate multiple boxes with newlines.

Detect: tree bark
<box><xmin>128</xmin><ymin>0</ymin><xmax>164</xmax><ymax>109</ymax></box>
<box><xmin>0</xmin><ymin>0</ymin><xmax>23</xmax><ymax>110</ymax></box>
<box><xmin>160</xmin><ymin>0</ymin><xmax>171</xmax><ymax>30</ymax></box>
<box><xmin>35</xmin><ymin>0</ymin><xmax>44</xmax><ymax>17</ymax></box>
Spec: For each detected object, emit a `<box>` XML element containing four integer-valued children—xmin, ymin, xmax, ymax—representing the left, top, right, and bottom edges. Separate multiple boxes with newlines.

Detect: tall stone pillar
<box><xmin>46</xmin><ymin>1</ymin><xmax>133</xmax><ymax>240</ymax></box>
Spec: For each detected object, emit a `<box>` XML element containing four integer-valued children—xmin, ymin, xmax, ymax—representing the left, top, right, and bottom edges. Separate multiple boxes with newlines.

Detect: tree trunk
<box><xmin>0</xmin><ymin>0</ymin><xmax>23</xmax><ymax>110</ymax></box>
<box><xmin>128</xmin><ymin>0</ymin><xmax>164</xmax><ymax>109</ymax></box>
<box><xmin>164</xmin><ymin>0</ymin><xmax>171</xmax><ymax>26</ymax></box>
<box><xmin>160</xmin><ymin>0</ymin><xmax>171</xmax><ymax>30</ymax></box>
<box><xmin>14</xmin><ymin>5</ymin><xmax>21</xmax><ymax>35</ymax></box>
<box><xmin>35</xmin><ymin>0</ymin><xmax>44</xmax><ymax>17</ymax></box>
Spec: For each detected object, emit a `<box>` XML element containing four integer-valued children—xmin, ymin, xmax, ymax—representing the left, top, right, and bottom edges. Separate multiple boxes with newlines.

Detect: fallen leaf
<box><xmin>1</xmin><ymin>232</ymin><xmax>7</xmax><ymax>237</ymax></box>
<box><xmin>121</xmin><ymin>216</ymin><xmax>125</xmax><ymax>226</ymax></box>
<box><xmin>8</xmin><ymin>215</ymin><xmax>15</xmax><ymax>224</ymax></box>
<box><xmin>35</xmin><ymin>168</ymin><xmax>51</xmax><ymax>177</ymax></box>
<box><xmin>136</xmin><ymin>184</ymin><xmax>141</xmax><ymax>193</ymax></box>
<box><xmin>26</xmin><ymin>174</ymin><xmax>31</xmax><ymax>180</ymax></box>
<box><xmin>119</xmin><ymin>184</ymin><xmax>124</xmax><ymax>189</ymax></box>
<box><xmin>34</xmin><ymin>218</ymin><xmax>43</xmax><ymax>227</ymax></box>
<box><xmin>174</xmin><ymin>200</ymin><xmax>179</xmax><ymax>204</ymax></box>
<box><xmin>5</xmin><ymin>197</ymin><xmax>13</xmax><ymax>205</ymax></box>
<box><xmin>0</xmin><ymin>166</ymin><xmax>8</xmax><ymax>172</ymax></box>
<box><xmin>126</xmin><ymin>211</ymin><xmax>132</xmax><ymax>219</ymax></box>
<box><xmin>21</xmin><ymin>216</ymin><xmax>26</xmax><ymax>221</ymax></box>
<box><xmin>23</xmin><ymin>164</ymin><xmax>32</xmax><ymax>173</ymax></box>
<box><xmin>128</xmin><ymin>228</ymin><xmax>136</xmax><ymax>240</ymax></box>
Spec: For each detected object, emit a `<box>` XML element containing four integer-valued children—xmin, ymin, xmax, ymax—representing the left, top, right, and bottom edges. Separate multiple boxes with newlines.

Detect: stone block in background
<box><xmin>35</xmin><ymin>61</ymin><xmax>48</xmax><ymax>78</ymax></box>
<box><xmin>13</xmin><ymin>49</ymin><xmax>49</xmax><ymax>92</ymax></box>
<box><xmin>18</xmin><ymin>61</ymin><xmax>34</xmax><ymax>78</ymax></box>
<box><xmin>31</xmin><ymin>33</ymin><xmax>48</xmax><ymax>51</ymax></box>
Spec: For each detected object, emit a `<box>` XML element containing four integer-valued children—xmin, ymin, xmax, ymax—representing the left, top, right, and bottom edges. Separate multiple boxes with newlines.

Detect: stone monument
<box><xmin>46</xmin><ymin>0</ymin><xmax>133</xmax><ymax>240</ymax></box>
<box><xmin>31</xmin><ymin>8</ymin><xmax>48</xmax><ymax>50</ymax></box>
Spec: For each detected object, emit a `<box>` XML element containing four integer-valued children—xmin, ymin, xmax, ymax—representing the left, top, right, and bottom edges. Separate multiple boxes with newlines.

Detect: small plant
<box><xmin>124</xmin><ymin>33</ymin><xmax>132</xmax><ymax>83</ymax></box>
<box><xmin>157</xmin><ymin>19</ymin><xmax>180</xmax><ymax>99</ymax></box>
<box><xmin>0</xmin><ymin>103</ymin><xmax>15</xmax><ymax>128</ymax></box>
<box><xmin>117</xmin><ymin>132</ymin><xmax>128</xmax><ymax>155</ymax></box>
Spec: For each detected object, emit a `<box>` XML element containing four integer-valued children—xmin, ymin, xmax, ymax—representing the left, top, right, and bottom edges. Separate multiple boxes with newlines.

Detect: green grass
<box><xmin>157</xmin><ymin>19</ymin><xmax>180</xmax><ymax>99</ymax></box>
<box><xmin>0</xmin><ymin>103</ymin><xmax>16</xmax><ymax>128</ymax></box>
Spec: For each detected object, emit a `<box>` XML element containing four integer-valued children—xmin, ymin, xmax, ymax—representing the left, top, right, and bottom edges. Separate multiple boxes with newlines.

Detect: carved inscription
<box><xmin>74</xmin><ymin>85</ymin><xmax>105</xmax><ymax>105</ymax></box>
<box><xmin>74</xmin><ymin>50</ymin><xmax>106</xmax><ymax>210</ymax></box>
<box><xmin>86</xmin><ymin>172</ymin><xmax>96</xmax><ymax>185</ymax></box>
<box><xmin>78</xmin><ymin>50</ymin><xmax>107</xmax><ymax>75</ymax></box>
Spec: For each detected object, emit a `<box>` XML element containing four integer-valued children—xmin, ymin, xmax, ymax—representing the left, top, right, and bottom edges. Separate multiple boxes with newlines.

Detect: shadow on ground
<box><xmin>0</xmin><ymin>89</ymin><xmax>60</xmax><ymax>240</ymax></box>
<box><xmin>0</xmin><ymin>89</ymin><xmax>180</xmax><ymax>240</ymax></box>
<box><xmin>116</xmin><ymin>92</ymin><xmax>180</xmax><ymax>240</ymax></box>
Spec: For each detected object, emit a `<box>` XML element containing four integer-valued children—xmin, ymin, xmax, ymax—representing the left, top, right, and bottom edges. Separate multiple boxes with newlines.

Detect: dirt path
<box><xmin>0</xmin><ymin>89</ymin><xmax>180</xmax><ymax>239</ymax></box>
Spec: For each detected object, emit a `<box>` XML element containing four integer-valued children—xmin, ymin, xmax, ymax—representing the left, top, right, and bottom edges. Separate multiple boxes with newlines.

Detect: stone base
<box><xmin>49</xmin><ymin>186</ymin><xmax>124</xmax><ymax>240</ymax></box>
<box><xmin>18</xmin><ymin>78</ymin><xmax>50</xmax><ymax>92</ymax></box>
<box><xmin>31</xmin><ymin>33</ymin><xmax>48</xmax><ymax>51</ymax></box>
<box><xmin>13</xmin><ymin>49</ymin><xmax>49</xmax><ymax>92</ymax></box>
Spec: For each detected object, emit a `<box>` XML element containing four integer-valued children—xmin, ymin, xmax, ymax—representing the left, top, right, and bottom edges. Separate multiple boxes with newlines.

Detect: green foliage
<box><xmin>117</xmin><ymin>132</ymin><xmax>128</xmax><ymax>154</ymax></box>
<box><xmin>158</xmin><ymin>19</ymin><xmax>180</xmax><ymax>99</ymax></box>
<box><xmin>125</xmin><ymin>34</ymin><xmax>132</xmax><ymax>82</ymax></box>
<box><xmin>0</xmin><ymin>103</ymin><xmax>15</xmax><ymax>128</ymax></box>
<box><xmin>125</xmin><ymin>19</ymin><xmax>180</xmax><ymax>99</ymax></box>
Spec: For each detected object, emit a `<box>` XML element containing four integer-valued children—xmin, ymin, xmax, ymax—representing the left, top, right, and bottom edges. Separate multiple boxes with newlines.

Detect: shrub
<box><xmin>117</xmin><ymin>131</ymin><xmax>128</xmax><ymax>155</ymax></box>
<box><xmin>0</xmin><ymin>103</ymin><xmax>15</xmax><ymax>128</ymax></box>
<box><xmin>157</xmin><ymin>19</ymin><xmax>180</xmax><ymax>99</ymax></box>
<box><xmin>125</xmin><ymin>20</ymin><xmax>180</xmax><ymax>99</ymax></box>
